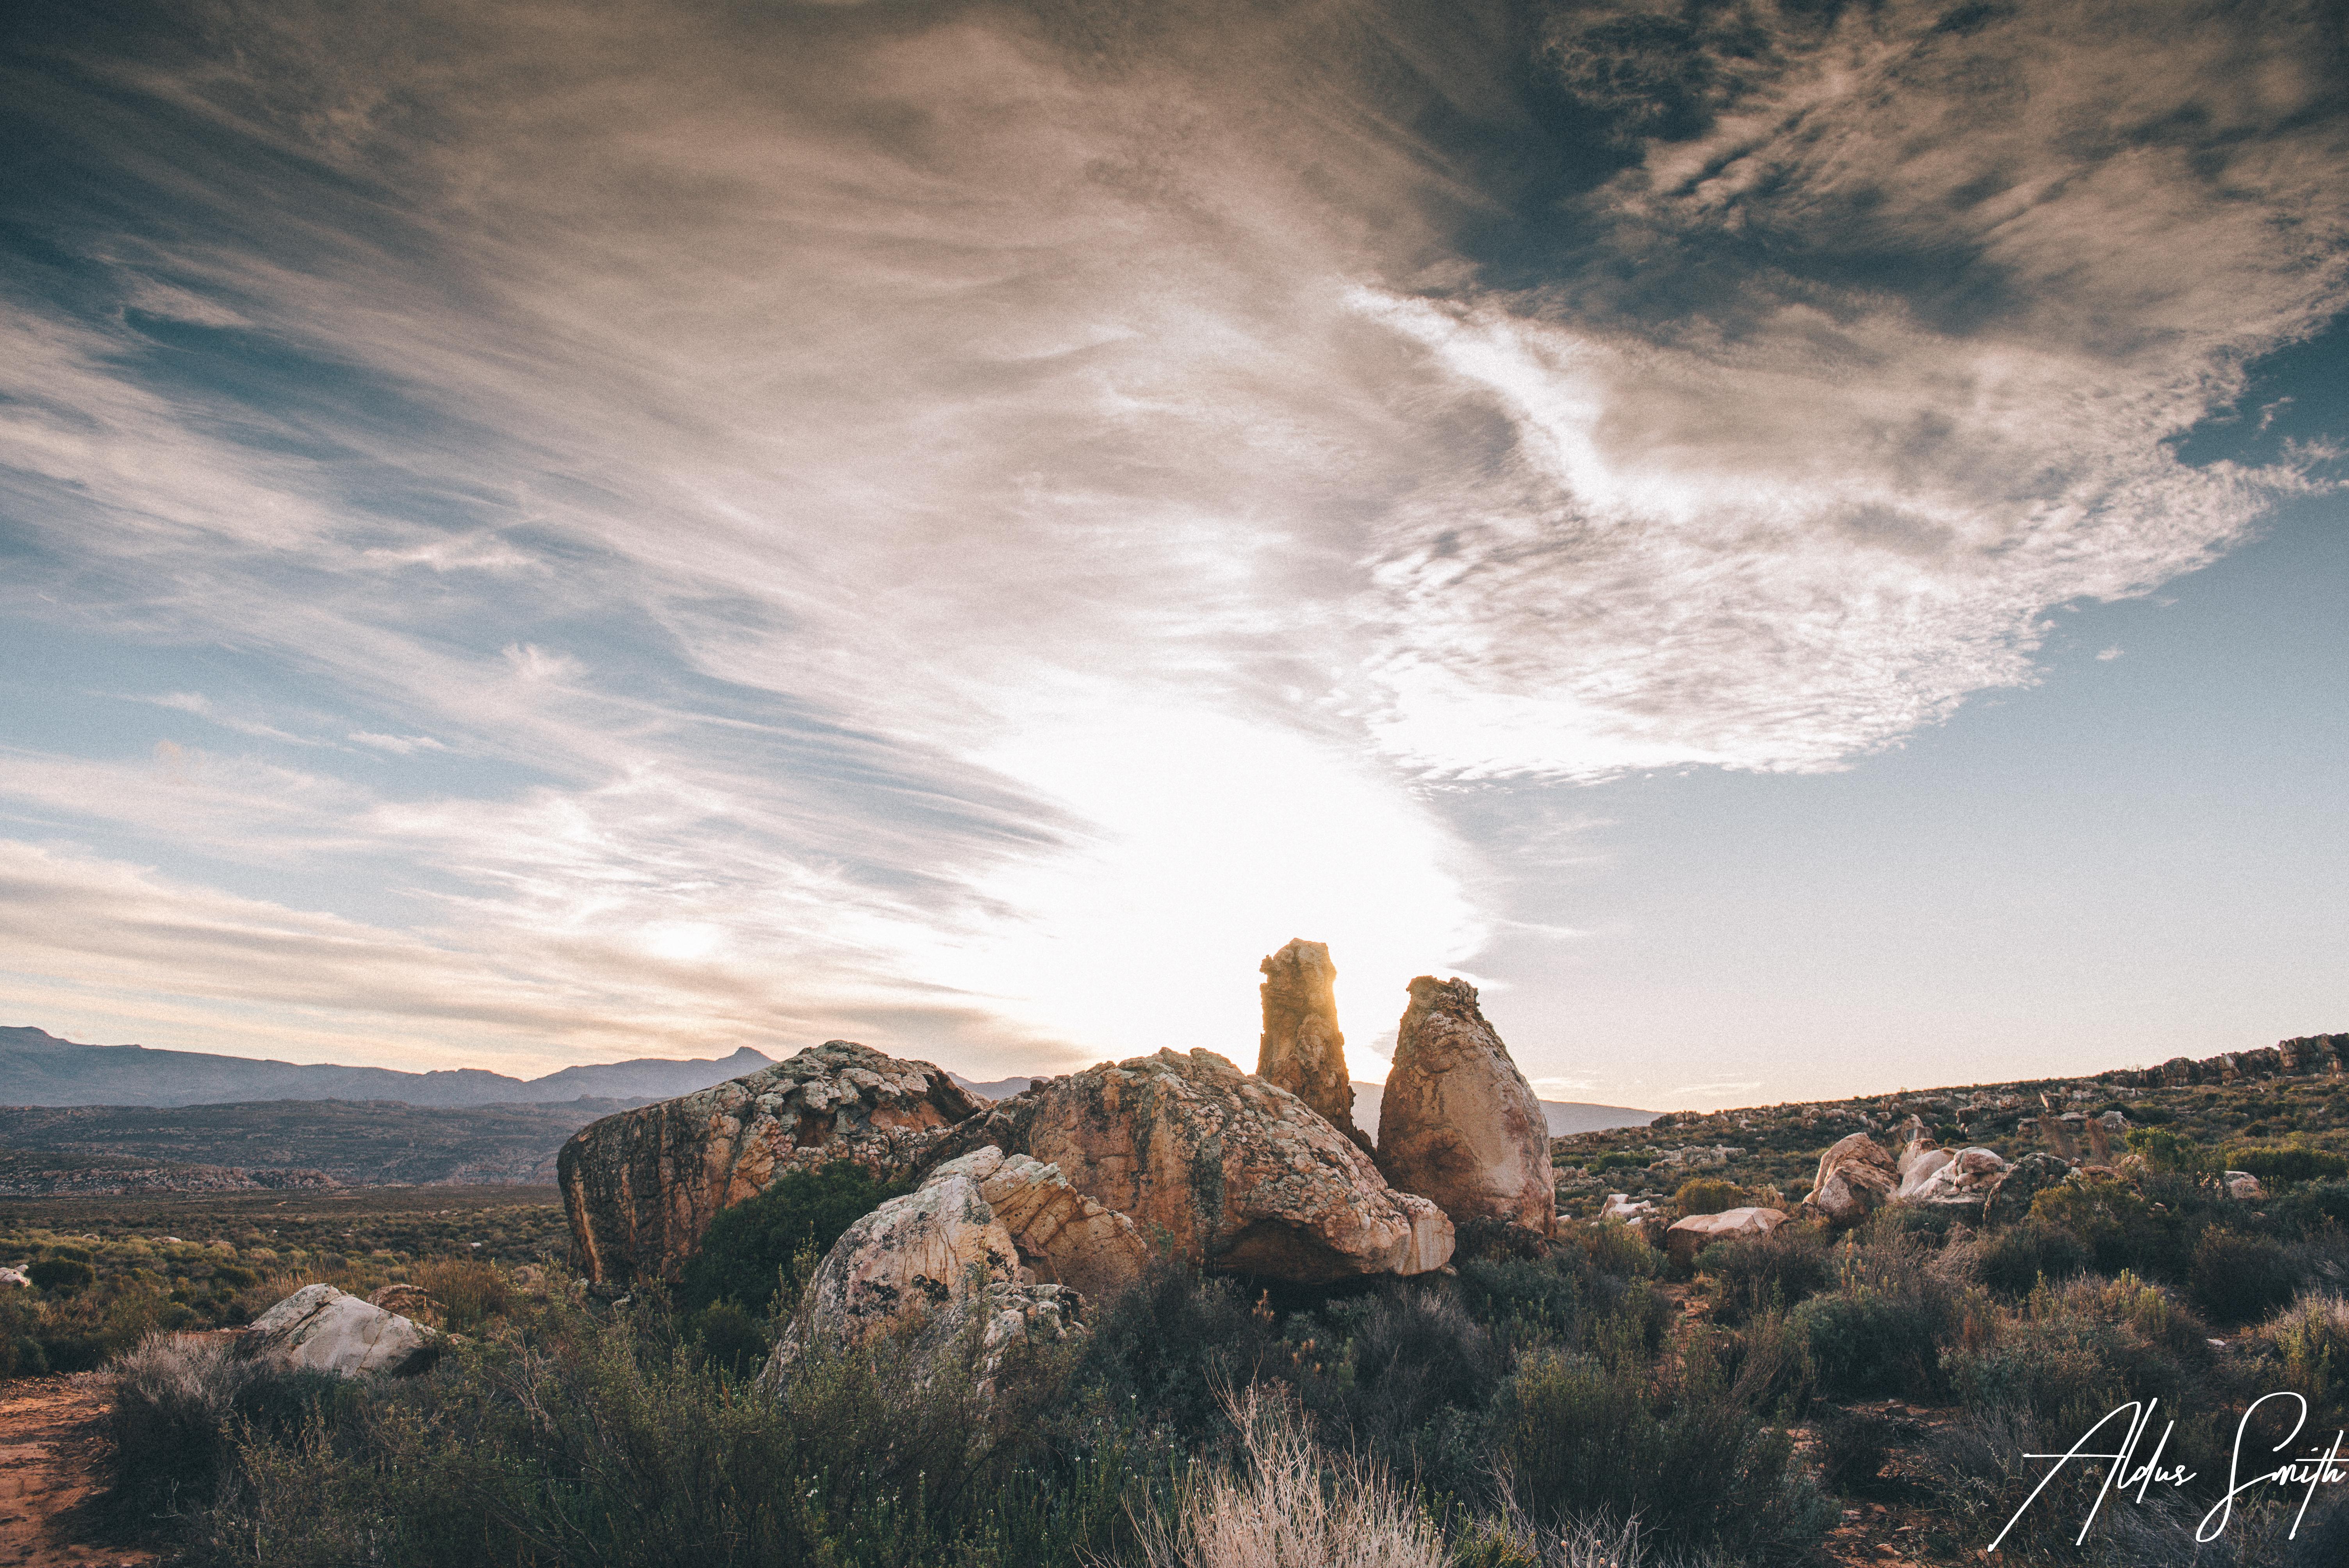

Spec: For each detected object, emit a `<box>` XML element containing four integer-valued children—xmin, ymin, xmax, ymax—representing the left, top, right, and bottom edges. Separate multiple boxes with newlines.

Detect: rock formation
<box><xmin>765</xmin><ymin>1150</ymin><xmax>1085</xmax><ymax>1390</ymax></box>
<box><xmin>924</xmin><ymin>1049</ymin><xmax>1452</xmax><ymax>1282</ymax></box>
<box><xmin>559</xmin><ymin>1041</ymin><xmax>984</xmax><ymax>1285</ymax></box>
<box><xmin>943</xmin><ymin>1145</ymin><xmax>1152</xmax><ymax>1302</ymax></box>
<box><xmin>1374</xmin><ymin>976</ymin><xmax>1555</xmax><ymax>1236</ymax></box>
<box><xmin>1256</xmin><ymin>939</ymin><xmax>1369</xmax><ymax>1151</ymax></box>
<box><xmin>247</xmin><ymin>1284</ymin><xmax>437</xmax><ymax>1376</ymax></box>
<box><xmin>1800</xmin><ymin>1132</ymin><xmax>1896</xmax><ymax>1228</ymax></box>
<box><xmin>1982</xmin><ymin>1151</ymin><xmax>2071</xmax><ymax>1227</ymax></box>
<box><xmin>2117</xmin><ymin>1034</ymin><xmax>2346</xmax><ymax>1089</ymax></box>
<box><xmin>1665</xmin><ymin>1206</ymin><xmax>1785</xmax><ymax>1267</ymax></box>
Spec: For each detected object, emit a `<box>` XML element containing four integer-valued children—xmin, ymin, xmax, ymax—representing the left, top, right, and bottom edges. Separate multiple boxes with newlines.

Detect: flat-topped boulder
<box><xmin>1374</xmin><ymin>976</ymin><xmax>1555</xmax><ymax>1236</ymax></box>
<box><xmin>1665</xmin><ymin>1206</ymin><xmax>1786</xmax><ymax>1267</ymax></box>
<box><xmin>925</xmin><ymin>1048</ymin><xmax>1451</xmax><ymax>1283</ymax></box>
<box><xmin>559</xmin><ymin>1040</ymin><xmax>985</xmax><ymax>1285</ymax></box>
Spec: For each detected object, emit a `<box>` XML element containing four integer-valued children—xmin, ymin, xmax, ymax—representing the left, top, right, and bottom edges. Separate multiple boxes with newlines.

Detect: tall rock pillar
<box><xmin>1256</xmin><ymin>939</ymin><xmax>1370</xmax><ymax>1151</ymax></box>
<box><xmin>1374</xmin><ymin>975</ymin><xmax>1555</xmax><ymax>1235</ymax></box>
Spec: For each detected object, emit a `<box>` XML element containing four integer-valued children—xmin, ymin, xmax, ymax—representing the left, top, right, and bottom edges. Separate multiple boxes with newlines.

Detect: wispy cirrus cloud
<box><xmin>0</xmin><ymin>0</ymin><xmax>2340</xmax><ymax>1078</ymax></box>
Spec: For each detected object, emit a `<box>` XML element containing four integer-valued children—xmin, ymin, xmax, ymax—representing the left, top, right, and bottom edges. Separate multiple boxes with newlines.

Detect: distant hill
<box><xmin>948</xmin><ymin>1073</ymin><xmax>1035</xmax><ymax>1100</ymax></box>
<box><xmin>0</xmin><ymin>1096</ymin><xmax>643</xmax><ymax>1192</ymax></box>
<box><xmin>1352</xmin><ymin>1082</ymin><xmax>1657</xmax><ymax>1139</ymax></box>
<box><xmin>0</xmin><ymin>1026</ymin><xmax>771</xmax><ymax>1109</ymax></box>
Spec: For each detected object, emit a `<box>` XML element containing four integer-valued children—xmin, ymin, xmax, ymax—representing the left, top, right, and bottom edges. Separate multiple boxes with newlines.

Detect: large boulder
<box><xmin>1666</xmin><ymin>1206</ymin><xmax>1786</xmax><ymax>1268</ymax></box>
<box><xmin>764</xmin><ymin>1152</ymin><xmax>1085</xmax><ymax>1390</ymax></box>
<box><xmin>559</xmin><ymin>1041</ymin><xmax>984</xmax><ymax>1285</ymax></box>
<box><xmin>246</xmin><ymin>1284</ymin><xmax>436</xmax><ymax>1376</ymax></box>
<box><xmin>1256</xmin><ymin>939</ymin><xmax>1370</xmax><ymax>1151</ymax></box>
<box><xmin>944</xmin><ymin>1146</ymin><xmax>1153</xmax><ymax>1302</ymax></box>
<box><xmin>1982</xmin><ymin>1151</ymin><xmax>2073</xmax><ymax>1227</ymax></box>
<box><xmin>1374</xmin><ymin>976</ymin><xmax>1554</xmax><ymax>1235</ymax></box>
<box><xmin>1800</xmin><ymin>1133</ymin><xmax>1896</xmax><ymax>1229</ymax></box>
<box><xmin>927</xmin><ymin>1049</ymin><xmax>1452</xmax><ymax>1283</ymax></box>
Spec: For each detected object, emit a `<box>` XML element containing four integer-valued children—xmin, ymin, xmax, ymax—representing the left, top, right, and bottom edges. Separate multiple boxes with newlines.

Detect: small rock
<box><xmin>2225</xmin><ymin>1170</ymin><xmax>2265</xmax><ymax>1201</ymax></box>
<box><xmin>1800</xmin><ymin>1133</ymin><xmax>1896</xmax><ymax>1229</ymax></box>
<box><xmin>1666</xmin><ymin>1206</ymin><xmax>1786</xmax><ymax>1267</ymax></box>
<box><xmin>246</xmin><ymin>1284</ymin><xmax>437</xmax><ymax>1377</ymax></box>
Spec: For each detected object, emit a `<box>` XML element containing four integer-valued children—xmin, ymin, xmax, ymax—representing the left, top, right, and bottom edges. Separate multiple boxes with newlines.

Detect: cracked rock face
<box><xmin>1374</xmin><ymin>977</ymin><xmax>1556</xmax><ymax>1236</ymax></box>
<box><xmin>932</xmin><ymin>1049</ymin><xmax>1453</xmax><ymax>1283</ymax></box>
<box><xmin>1256</xmin><ymin>939</ymin><xmax>1369</xmax><ymax>1151</ymax></box>
<box><xmin>558</xmin><ymin>1041</ymin><xmax>984</xmax><ymax>1284</ymax></box>
<box><xmin>934</xmin><ymin>1146</ymin><xmax>1153</xmax><ymax>1303</ymax></box>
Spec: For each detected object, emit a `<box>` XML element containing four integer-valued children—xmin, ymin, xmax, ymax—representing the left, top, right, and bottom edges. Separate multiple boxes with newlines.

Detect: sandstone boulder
<box><xmin>1256</xmin><ymin>939</ymin><xmax>1369</xmax><ymax>1151</ymax></box>
<box><xmin>1374</xmin><ymin>976</ymin><xmax>1554</xmax><ymax>1236</ymax></box>
<box><xmin>2226</xmin><ymin>1170</ymin><xmax>2266</xmax><ymax>1202</ymax></box>
<box><xmin>764</xmin><ymin>1151</ymin><xmax>1088</xmax><ymax>1392</ymax></box>
<box><xmin>1800</xmin><ymin>1133</ymin><xmax>1896</xmax><ymax>1229</ymax></box>
<box><xmin>927</xmin><ymin>1049</ymin><xmax>1452</xmax><ymax>1283</ymax></box>
<box><xmin>0</xmin><ymin>1265</ymin><xmax>27</xmax><ymax>1289</ymax></box>
<box><xmin>1666</xmin><ymin>1206</ymin><xmax>1786</xmax><ymax>1267</ymax></box>
<box><xmin>247</xmin><ymin>1284</ymin><xmax>436</xmax><ymax>1376</ymax></box>
<box><xmin>937</xmin><ymin>1146</ymin><xmax>1152</xmax><ymax>1303</ymax></box>
<box><xmin>560</xmin><ymin>1041</ymin><xmax>984</xmax><ymax>1285</ymax></box>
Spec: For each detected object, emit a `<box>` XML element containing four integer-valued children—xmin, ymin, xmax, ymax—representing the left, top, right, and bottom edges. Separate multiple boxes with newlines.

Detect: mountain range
<box><xmin>0</xmin><ymin>1026</ymin><xmax>773</xmax><ymax>1108</ymax></box>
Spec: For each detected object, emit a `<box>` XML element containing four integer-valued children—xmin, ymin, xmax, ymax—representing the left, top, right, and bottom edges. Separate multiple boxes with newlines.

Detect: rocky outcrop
<box><xmin>560</xmin><ymin>1041</ymin><xmax>984</xmax><ymax>1285</ymax></box>
<box><xmin>927</xmin><ymin>1049</ymin><xmax>1452</xmax><ymax>1283</ymax></box>
<box><xmin>1800</xmin><ymin>1133</ymin><xmax>1896</xmax><ymax>1229</ymax></box>
<box><xmin>764</xmin><ymin>1152</ymin><xmax>1085</xmax><ymax>1391</ymax></box>
<box><xmin>246</xmin><ymin>1284</ymin><xmax>437</xmax><ymax>1376</ymax></box>
<box><xmin>1665</xmin><ymin>1206</ymin><xmax>1785</xmax><ymax>1267</ymax></box>
<box><xmin>1374</xmin><ymin>977</ymin><xmax>1554</xmax><ymax>1236</ymax></box>
<box><xmin>1256</xmin><ymin>939</ymin><xmax>1369</xmax><ymax>1151</ymax></box>
<box><xmin>0</xmin><ymin>1265</ymin><xmax>27</xmax><ymax>1289</ymax></box>
<box><xmin>2113</xmin><ymin>1034</ymin><xmax>2346</xmax><ymax>1089</ymax></box>
<box><xmin>942</xmin><ymin>1146</ymin><xmax>1151</xmax><ymax>1302</ymax></box>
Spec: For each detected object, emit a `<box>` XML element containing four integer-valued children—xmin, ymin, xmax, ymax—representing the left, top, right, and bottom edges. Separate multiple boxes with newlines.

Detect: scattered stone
<box><xmin>1375</xmin><ymin>976</ymin><xmax>1555</xmax><ymax>1235</ymax></box>
<box><xmin>1800</xmin><ymin>1133</ymin><xmax>1896</xmax><ymax>1229</ymax></box>
<box><xmin>2225</xmin><ymin>1170</ymin><xmax>2266</xmax><ymax>1201</ymax></box>
<box><xmin>559</xmin><ymin>1041</ymin><xmax>985</xmax><ymax>1285</ymax></box>
<box><xmin>1665</xmin><ymin>1206</ymin><xmax>1786</xmax><ymax>1268</ymax></box>
<box><xmin>1256</xmin><ymin>939</ymin><xmax>1369</xmax><ymax>1151</ymax></box>
<box><xmin>246</xmin><ymin>1283</ymin><xmax>437</xmax><ymax>1377</ymax></box>
<box><xmin>0</xmin><ymin>1265</ymin><xmax>27</xmax><ymax>1289</ymax></box>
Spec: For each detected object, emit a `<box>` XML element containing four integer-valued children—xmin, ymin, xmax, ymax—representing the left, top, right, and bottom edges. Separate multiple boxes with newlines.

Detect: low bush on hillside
<box><xmin>1698</xmin><ymin>1225</ymin><xmax>1830</xmax><ymax>1325</ymax></box>
<box><xmin>675</xmin><ymin>1160</ymin><xmax>908</xmax><ymax>1317</ymax></box>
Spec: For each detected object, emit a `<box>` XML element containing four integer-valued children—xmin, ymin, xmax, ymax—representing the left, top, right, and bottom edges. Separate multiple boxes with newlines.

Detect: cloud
<box><xmin>2097</xmin><ymin>648</ymin><xmax>2124</xmax><ymax>662</ymax></box>
<box><xmin>0</xmin><ymin>0</ymin><xmax>2340</xmax><ymax>1077</ymax></box>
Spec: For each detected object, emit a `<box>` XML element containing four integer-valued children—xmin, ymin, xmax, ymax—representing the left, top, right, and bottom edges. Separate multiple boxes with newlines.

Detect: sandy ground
<box><xmin>0</xmin><ymin>1375</ymin><xmax>157</xmax><ymax>1568</ymax></box>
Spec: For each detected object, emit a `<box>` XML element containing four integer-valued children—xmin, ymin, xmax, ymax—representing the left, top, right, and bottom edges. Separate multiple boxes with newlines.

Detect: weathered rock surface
<box><xmin>764</xmin><ymin>1153</ymin><xmax>1086</xmax><ymax>1390</ymax></box>
<box><xmin>1887</xmin><ymin>1118</ymin><xmax>2010</xmax><ymax>1212</ymax></box>
<box><xmin>247</xmin><ymin>1283</ymin><xmax>436</xmax><ymax>1376</ymax></box>
<box><xmin>926</xmin><ymin>1049</ymin><xmax>1452</xmax><ymax>1283</ymax></box>
<box><xmin>1256</xmin><ymin>939</ymin><xmax>1369</xmax><ymax>1151</ymax></box>
<box><xmin>1599</xmin><ymin>1193</ymin><xmax>1658</xmax><ymax>1226</ymax></box>
<box><xmin>938</xmin><ymin>1146</ymin><xmax>1152</xmax><ymax>1303</ymax></box>
<box><xmin>1982</xmin><ymin>1151</ymin><xmax>2072</xmax><ymax>1227</ymax></box>
<box><xmin>366</xmin><ymin>1282</ymin><xmax>437</xmax><ymax>1324</ymax></box>
<box><xmin>0</xmin><ymin>1265</ymin><xmax>27</xmax><ymax>1289</ymax></box>
<box><xmin>560</xmin><ymin>1041</ymin><xmax>984</xmax><ymax>1285</ymax></box>
<box><xmin>2226</xmin><ymin>1170</ymin><xmax>2267</xmax><ymax>1201</ymax></box>
<box><xmin>1800</xmin><ymin>1133</ymin><xmax>1897</xmax><ymax>1229</ymax></box>
<box><xmin>1665</xmin><ymin>1206</ymin><xmax>1786</xmax><ymax>1267</ymax></box>
<box><xmin>1374</xmin><ymin>976</ymin><xmax>1554</xmax><ymax>1236</ymax></box>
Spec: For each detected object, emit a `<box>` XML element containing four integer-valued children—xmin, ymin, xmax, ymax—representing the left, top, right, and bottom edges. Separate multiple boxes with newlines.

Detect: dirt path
<box><xmin>0</xmin><ymin>1375</ymin><xmax>158</xmax><ymax>1568</ymax></box>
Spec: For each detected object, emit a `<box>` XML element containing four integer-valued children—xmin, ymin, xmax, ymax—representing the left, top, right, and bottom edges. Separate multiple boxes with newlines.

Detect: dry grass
<box><xmin>1134</xmin><ymin>1385</ymin><xmax>1445</xmax><ymax>1568</ymax></box>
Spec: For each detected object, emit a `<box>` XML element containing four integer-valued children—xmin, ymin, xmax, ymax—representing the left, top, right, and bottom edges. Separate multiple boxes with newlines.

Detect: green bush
<box><xmin>686</xmin><ymin>1299</ymin><xmax>771</xmax><ymax>1379</ymax></box>
<box><xmin>1793</xmin><ymin>1236</ymin><xmax>1960</xmax><ymax>1400</ymax></box>
<box><xmin>2226</xmin><ymin>1146</ymin><xmax>2349</xmax><ymax>1187</ymax></box>
<box><xmin>2126</xmin><ymin>1127</ymin><xmax>2219</xmax><ymax>1175</ymax></box>
<box><xmin>1668</xmin><ymin>1177</ymin><xmax>1743</xmax><ymax>1219</ymax></box>
<box><xmin>1977</xmin><ymin>1222</ymin><xmax>2091</xmax><ymax>1298</ymax></box>
<box><xmin>1700</xmin><ymin>1226</ymin><xmax>1831</xmax><ymax>1325</ymax></box>
<box><xmin>676</xmin><ymin>1160</ymin><xmax>907</xmax><ymax>1315</ymax></box>
<box><xmin>1491</xmin><ymin>1338</ymin><xmax>1827</xmax><ymax>1559</ymax></box>
<box><xmin>2191</xmin><ymin>1229</ymin><xmax>2303</xmax><ymax>1326</ymax></box>
<box><xmin>29</xmin><ymin>1257</ymin><xmax>95</xmax><ymax>1295</ymax></box>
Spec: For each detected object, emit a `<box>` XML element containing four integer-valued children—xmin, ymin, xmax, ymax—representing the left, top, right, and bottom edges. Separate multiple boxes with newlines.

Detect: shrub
<box><xmin>1977</xmin><ymin>1222</ymin><xmax>2091</xmax><ymax>1298</ymax></box>
<box><xmin>1792</xmin><ymin>1235</ymin><xmax>1960</xmax><ymax>1400</ymax></box>
<box><xmin>2026</xmin><ymin>1177</ymin><xmax>2172</xmax><ymax>1278</ymax></box>
<box><xmin>411</xmin><ymin>1258</ymin><xmax>511</xmax><ymax>1332</ymax></box>
<box><xmin>2126</xmin><ymin>1127</ymin><xmax>2219</xmax><ymax>1176</ymax></box>
<box><xmin>1567</xmin><ymin>1218</ymin><xmax>1660</xmax><ymax>1280</ymax></box>
<box><xmin>1135</xmin><ymin>1384</ymin><xmax>1445</xmax><ymax>1568</ymax></box>
<box><xmin>2227</xmin><ymin>1145</ymin><xmax>2349</xmax><ymax>1187</ymax></box>
<box><xmin>1668</xmin><ymin>1178</ymin><xmax>1743</xmax><ymax>1219</ymax></box>
<box><xmin>2262</xmin><ymin>1291</ymin><xmax>2349</xmax><ymax>1414</ymax></box>
<box><xmin>1817</xmin><ymin>1410</ymin><xmax>1896</xmax><ymax>1493</ymax></box>
<box><xmin>1492</xmin><ymin>1339</ymin><xmax>1827</xmax><ymax>1559</ymax></box>
<box><xmin>29</xmin><ymin>1257</ymin><xmax>94</xmax><ymax>1295</ymax></box>
<box><xmin>1458</xmin><ymin>1255</ymin><xmax>1584</xmax><ymax>1341</ymax></box>
<box><xmin>2190</xmin><ymin>1229</ymin><xmax>2303</xmax><ymax>1326</ymax></box>
<box><xmin>687</xmin><ymin>1298</ymin><xmax>771</xmax><ymax>1378</ymax></box>
<box><xmin>1700</xmin><ymin>1226</ymin><xmax>1830</xmax><ymax>1326</ymax></box>
<box><xmin>106</xmin><ymin>1333</ymin><xmax>343</xmax><ymax>1518</ymax></box>
<box><xmin>676</xmin><ymin>1160</ymin><xmax>906</xmax><ymax>1315</ymax></box>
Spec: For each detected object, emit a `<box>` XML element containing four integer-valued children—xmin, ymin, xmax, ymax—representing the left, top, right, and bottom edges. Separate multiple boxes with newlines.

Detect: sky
<box><xmin>1</xmin><ymin>0</ymin><xmax>2344</xmax><ymax>1111</ymax></box>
